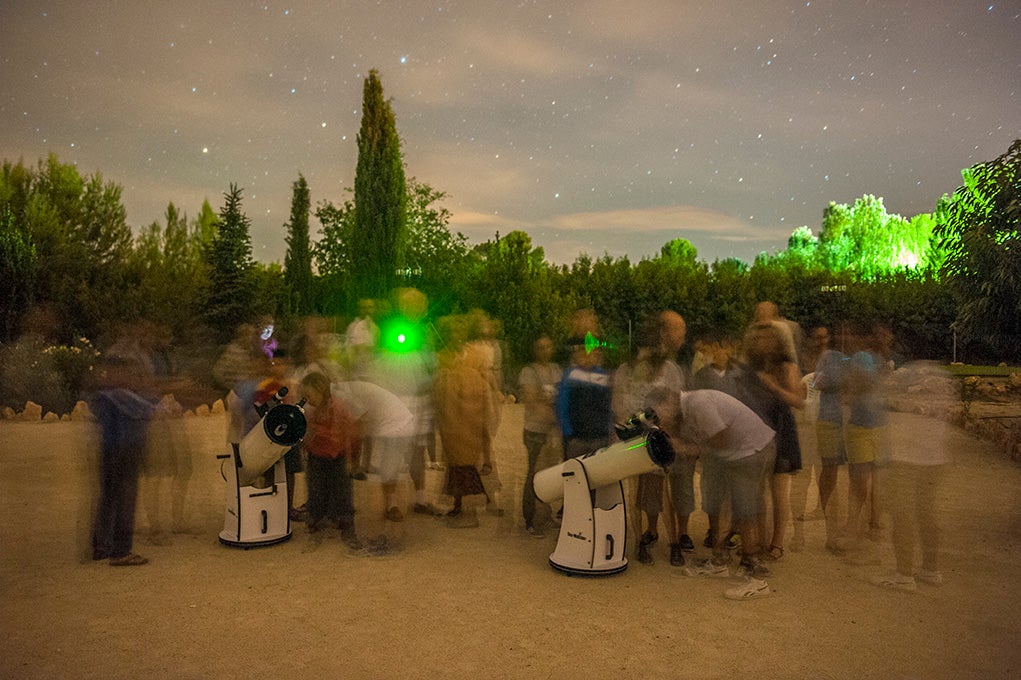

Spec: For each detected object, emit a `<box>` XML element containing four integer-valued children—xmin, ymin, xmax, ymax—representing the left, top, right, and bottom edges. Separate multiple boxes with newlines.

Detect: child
<box><xmin>299</xmin><ymin>372</ymin><xmax>360</xmax><ymax>547</ymax></box>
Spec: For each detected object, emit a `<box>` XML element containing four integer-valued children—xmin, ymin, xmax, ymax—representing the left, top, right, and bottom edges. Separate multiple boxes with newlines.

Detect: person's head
<box><xmin>700</xmin><ymin>333</ymin><xmax>732</xmax><ymax>370</ymax></box>
<box><xmin>745</xmin><ymin>322</ymin><xmax>790</xmax><ymax>369</ymax></box>
<box><xmin>808</xmin><ymin>325</ymin><xmax>831</xmax><ymax>349</ymax></box>
<box><xmin>533</xmin><ymin>336</ymin><xmax>555</xmax><ymax>363</ymax></box>
<box><xmin>659</xmin><ymin>311</ymin><xmax>687</xmax><ymax>354</ymax></box>
<box><xmin>358</xmin><ymin>299</ymin><xmax>376</xmax><ymax>319</ymax></box>
<box><xmin>753</xmin><ymin>301</ymin><xmax>779</xmax><ymax>324</ymax></box>
<box><xmin>568</xmin><ymin>337</ymin><xmax>602</xmax><ymax>369</ymax></box>
<box><xmin>300</xmin><ymin>371</ymin><xmax>331</xmax><ymax>407</ymax></box>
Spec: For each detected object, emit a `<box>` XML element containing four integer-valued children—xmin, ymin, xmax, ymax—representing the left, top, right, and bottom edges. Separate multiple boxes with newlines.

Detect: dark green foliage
<box><xmin>0</xmin><ymin>207</ymin><xmax>37</xmax><ymax>341</ymax></box>
<box><xmin>353</xmin><ymin>69</ymin><xmax>407</xmax><ymax>300</ymax></box>
<box><xmin>202</xmin><ymin>184</ymin><xmax>256</xmax><ymax>342</ymax></box>
<box><xmin>935</xmin><ymin>139</ymin><xmax>1021</xmax><ymax>361</ymax></box>
<box><xmin>0</xmin><ymin>155</ymin><xmax>134</xmax><ymax>342</ymax></box>
<box><xmin>284</xmin><ymin>175</ymin><xmax>314</xmax><ymax>316</ymax></box>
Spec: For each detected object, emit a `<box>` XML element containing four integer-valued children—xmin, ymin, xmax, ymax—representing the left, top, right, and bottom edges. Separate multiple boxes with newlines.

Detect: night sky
<box><xmin>2</xmin><ymin>1</ymin><xmax>1019</xmax><ymax>265</ymax></box>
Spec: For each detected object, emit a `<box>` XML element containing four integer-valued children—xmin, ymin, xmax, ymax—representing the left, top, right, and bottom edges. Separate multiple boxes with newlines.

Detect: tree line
<box><xmin>1</xmin><ymin>68</ymin><xmax>1018</xmax><ymax>403</ymax></box>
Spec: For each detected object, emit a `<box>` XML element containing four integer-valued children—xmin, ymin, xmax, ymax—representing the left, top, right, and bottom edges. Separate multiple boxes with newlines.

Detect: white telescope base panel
<box><xmin>219</xmin><ymin>455</ymin><xmax>292</xmax><ymax>548</ymax></box>
<box><xmin>548</xmin><ymin>458</ymin><xmax>628</xmax><ymax>576</ymax></box>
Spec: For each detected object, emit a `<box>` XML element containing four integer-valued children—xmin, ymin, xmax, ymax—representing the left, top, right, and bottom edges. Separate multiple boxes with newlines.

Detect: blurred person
<box><xmin>89</xmin><ymin>331</ymin><xmax>157</xmax><ymax>566</ymax></box>
<box><xmin>745</xmin><ymin>301</ymin><xmax>802</xmax><ymax>368</ymax></box>
<box><xmin>252</xmin><ymin>349</ymin><xmax>304</xmax><ymax>520</ymax></box>
<box><xmin>788</xmin><ymin>326</ymin><xmax>830</xmax><ymax>551</ymax></box>
<box><xmin>813</xmin><ymin>323</ymin><xmax>851</xmax><ymax>554</ymax></box>
<box><xmin>346</xmin><ymin>299</ymin><xmax>379</xmax><ymax>380</ymax></box>
<box><xmin>299</xmin><ymin>372</ymin><xmax>360</xmax><ymax>549</ymax></box>
<box><xmin>836</xmin><ymin>322</ymin><xmax>893</xmax><ymax>555</ymax></box>
<box><xmin>613</xmin><ymin>314</ymin><xmax>685</xmax><ymax>565</ymax></box>
<box><xmin>658</xmin><ymin>310</ymin><xmax>701</xmax><ymax>562</ymax></box>
<box><xmin>518</xmin><ymin>335</ymin><xmax>562</xmax><ymax>537</ymax></box>
<box><xmin>434</xmin><ymin>337</ymin><xmax>497</xmax><ymax>528</ymax></box>
<box><xmin>370</xmin><ymin>288</ymin><xmax>443</xmax><ymax>517</ymax></box>
<box><xmin>693</xmin><ymin>333</ymin><xmax>742</xmax><ymax>551</ymax></box>
<box><xmin>138</xmin><ymin>323</ymin><xmax>196</xmax><ymax>544</ymax></box>
<box><xmin>870</xmin><ymin>363</ymin><xmax>952</xmax><ymax>592</ymax></box>
<box><xmin>737</xmin><ymin>322</ymin><xmax>805</xmax><ymax>562</ymax></box>
<box><xmin>458</xmin><ymin>311</ymin><xmax>507</xmax><ymax>516</ymax></box>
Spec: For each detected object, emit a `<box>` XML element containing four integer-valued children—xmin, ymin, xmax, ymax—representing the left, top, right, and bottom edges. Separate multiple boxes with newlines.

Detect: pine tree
<box><xmin>353</xmin><ymin>69</ymin><xmax>407</xmax><ymax>300</ymax></box>
<box><xmin>203</xmin><ymin>183</ymin><xmax>255</xmax><ymax>341</ymax></box>
<box><xmin>283</xmin><ymin>174</ymin><xmax>313</xmax><ymax>315</ymax></box>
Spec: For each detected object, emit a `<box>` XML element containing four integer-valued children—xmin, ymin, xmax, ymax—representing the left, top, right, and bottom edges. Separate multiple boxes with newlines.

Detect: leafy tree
<box><xmin>313</xmin><ymin>196</ymin><xmax>356</xmax><ymax>316</ymax></box>
<box><xmin>403</xmin><ymin>178</ymin><xmax>474</xmax><ymax>315</ymax></box>
<box><xmin>0</xmin><ymin>207</ymin><xmax>37</xmax><ymax>341</ymax></box>
<box><xmin>131</xmin><ymin>202</ymin><xmax>209</xmax><ymax>337</ymax></box>
<box><xmin>464</xmin><ymin>231</ymin><xmax>566</xmax><ymax>364</ymax></box>
<box><xmin>353</xmin><ymin>69</ymin><xmax>407</xmax><ymax>299</ymax></box>
<box><xmin>0</xmin><ymin>155</ymin><xmax>133</xmax><ymax>341</ymax></box>
<box><xmin>203</xmin><ymin>184</ymin><xmax>256</xmax><ymax>342</ymax></box>
<box><xmin>283</xmin><ymin>174</ymin><xmax>314</xmax><ymax>315</ymax></box>
<box><xmin>935</xmin><ymin>138</ymin><xmax>1021</xmax><ymax>360</ymax></box>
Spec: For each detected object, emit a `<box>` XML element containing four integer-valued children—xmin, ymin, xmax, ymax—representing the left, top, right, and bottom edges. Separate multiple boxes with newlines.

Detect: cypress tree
<box><xmin>283</xmin><ymin>174</ymin><xmax>313</xmax><ymax>315</ymax></box>
<box><xmin>353</xmin><ymin>69</ymin><xmax>407</xmax><ymax>300</ymax></box>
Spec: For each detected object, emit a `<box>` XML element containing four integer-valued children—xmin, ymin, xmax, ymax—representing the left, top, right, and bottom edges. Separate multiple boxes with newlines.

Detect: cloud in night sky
<box><xmin>1</xmin><ymin>1</ymin><xmax>1019</xmax><ymax>265</ymax></box>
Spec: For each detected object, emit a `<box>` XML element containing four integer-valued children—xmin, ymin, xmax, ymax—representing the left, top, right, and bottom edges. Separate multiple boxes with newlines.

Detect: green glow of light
<box><xmin>584</xmin><ymin>331</ymin><xmax>613</xmax><ymax>355</ymax></box>
<box><xmin>380</xmin><ymin>318</ymin><xmax>424</xmax><ymax>353</ymax></box>
<box><xmin>625</xmin><ymin>441</ymin><xmax>646</xmax><ymax>451</ymax></box>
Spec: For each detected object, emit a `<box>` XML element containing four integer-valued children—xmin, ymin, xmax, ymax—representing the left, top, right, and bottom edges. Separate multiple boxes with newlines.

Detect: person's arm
<box><xmin>757</xmin><ymin>362</ymin><xmax>806</xmax><ymax>409</ymax></box>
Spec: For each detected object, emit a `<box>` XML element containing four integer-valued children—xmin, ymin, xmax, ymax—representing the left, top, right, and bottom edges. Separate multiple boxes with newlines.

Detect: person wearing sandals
<box><xmin>737</xmin><ymin>322</ymin><xmax>806</xmax><ymax>563</ymax></box>
<box><xmin>434</xmin><ymin>339</ymin><xmax>497</xmax><ymax>528</ymax></box>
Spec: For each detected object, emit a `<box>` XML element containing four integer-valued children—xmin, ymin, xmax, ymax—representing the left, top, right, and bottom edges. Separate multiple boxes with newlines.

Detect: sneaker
<box><xmin>738</xmin><ymin>555</ymin><xmax>770</xmax><ymax>578</ymax></box>
<box><xmin>288</xmin><ymin>507</ymin><xmax>306</xmax><ymax>522</ymax></box>
<box><xmin>678</xmin><ymin>534</ymin><xmax>695</xmax><ymax>552</ymax></box>
<box><xmin>724</xmin><ymin>532</ymin><xmax>741</xmax><ymax>551</ymax></box>
<box><xmin>525</xmin><ymin>524</ymin><xmax>546</xmax><ymax>539</ymax></box>
<box><xmin>869</xmin><ymin>570</ymin><xmax>917</xmax><ymax>592</ymax></box>
<box><xmin>725</xmin><ymin>577</ymin><xmax>772</xmax><ymax>600</ymax></box>
<box><xmin>916</xmin><ymin>569</ymin><xmax>944</xmax><ymax>586</ymax></box>
<box><xmin>669</xmin><ymin>543</ymin><xmax>685</xmax><ymax>567</ymax></box>
<box><xmin>637</xmin><ymin>541</ymin><xmax>654</xmax><ymax>565</ymax></box>
<box><xmin>385</xmin><ymin>506</ymin><xmax>404</xmax><ymax>522</ymax></box>
<box><xmin>682</xmin><ymin>557</ymin><xmax>730</xmax><ymax>578</ymax></box>
<box><xmin>703</xmin><ymin>530</ymin><xmax>715</xmax><ymax>549</ymax></box>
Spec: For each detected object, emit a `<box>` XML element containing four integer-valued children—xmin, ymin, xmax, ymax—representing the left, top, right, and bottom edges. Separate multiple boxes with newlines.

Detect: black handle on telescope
<box><xmin>606</xmin><ymin>534</ymin><xmax>615</xmax><ymax>560</ymax></box>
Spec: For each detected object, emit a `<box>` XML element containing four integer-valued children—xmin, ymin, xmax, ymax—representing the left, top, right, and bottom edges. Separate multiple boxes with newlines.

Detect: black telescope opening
<box><xmin>645</xmin><ymin>429</ymin><xmax>676</xmax><ymax>467</ymax></box>
<box><xmin>261</xmin><ymin>403</ymin><xmax>307</xmax><ymax>446</ymax></box>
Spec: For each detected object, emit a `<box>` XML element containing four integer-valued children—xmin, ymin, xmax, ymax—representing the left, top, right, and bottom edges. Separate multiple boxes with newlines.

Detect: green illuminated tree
<box><xmin>353</xmin><ymin>69</ymin><xmax>406</xmax><ymax>300</ymax></box>
<box><xmin>283</xmin><ymin>174</ymin><xmax>313</xmax><ymax>315</ymax></box>
<box><xmin>935</xmin><ymin>138</ymin><xmax>1021</xmax><ymax>360</ymax></box>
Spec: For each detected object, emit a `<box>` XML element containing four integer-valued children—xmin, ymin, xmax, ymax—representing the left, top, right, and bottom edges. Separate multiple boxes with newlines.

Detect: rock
<box><xmin>71</xmin><ymin>401</ymin><xmax>92</xmax><ymax>421</ymax></box>
<box><xmin>211</xmin><ymin>399</ymin><xmax>225</xmax><ymax>414</ymax></box>
<box><xmin>43</xmin><ymin>411</ymin><xmax>59</xmax><ymax>423</ymax></box>
<box><xmin>157</xmin><ymin>394</ymin><xmax>184</xmax><ymax>418</ymax></box>
<box><xmin>194</xmin><ymin>404</ymin><xmax>211</xmax><ymax>417</ymax></box>
<box><xmin>2</xmin><ymin>407</ymin><xmax>15</xmax><ymax>420</ymax></box>
<box><xmin>20</xmin><ymin>401</ymin><xmax>43</xmax><ymax>422</ymax></box>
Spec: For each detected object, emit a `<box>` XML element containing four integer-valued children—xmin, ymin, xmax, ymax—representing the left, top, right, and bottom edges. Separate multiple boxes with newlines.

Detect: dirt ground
<box><xmin>2</xmin><ymin>403</ymin><xmax>1021</xmax><ymax>679</ymax></box>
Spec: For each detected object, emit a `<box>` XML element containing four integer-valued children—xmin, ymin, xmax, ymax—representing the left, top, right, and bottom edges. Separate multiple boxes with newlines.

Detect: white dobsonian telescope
<box><xmin>217</xmin><ymin>387</ymin><xmax>307</xmax><ymax>548</ymax></box>
<box><xmin>533</xmin><ymin>411</ymin><xmax>675</xmax><ymax>575</ymax></box>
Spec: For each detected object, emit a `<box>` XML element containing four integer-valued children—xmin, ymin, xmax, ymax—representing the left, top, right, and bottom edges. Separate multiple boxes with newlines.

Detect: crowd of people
<box><xmin>83</xmin><ymin>290</ymin><xmax>947</xmax><ymax>601</ymax></box>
